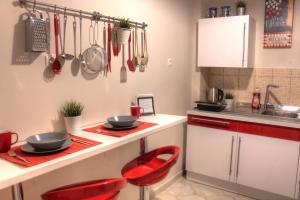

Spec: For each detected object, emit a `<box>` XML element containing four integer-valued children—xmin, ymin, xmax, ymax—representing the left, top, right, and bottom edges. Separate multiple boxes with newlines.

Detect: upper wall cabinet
<box><xmin>197</xmin><ymin>15</ymin><xmax>255</xmax><ymax>68</ymax></box>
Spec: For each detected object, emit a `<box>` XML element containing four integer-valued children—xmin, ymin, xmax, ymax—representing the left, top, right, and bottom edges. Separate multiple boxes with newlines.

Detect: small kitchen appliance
<box><xmin>194</xmin><ymin>101</ymin><xmax>225</xmax><ymax>112</ymax></box>
<box><xmin>208</xmin><ymin>88</ymin><xmax>224</xmax><ymax>103</ymax></box>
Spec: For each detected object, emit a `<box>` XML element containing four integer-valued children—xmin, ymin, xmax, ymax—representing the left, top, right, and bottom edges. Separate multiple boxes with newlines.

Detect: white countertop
<box><xmin>187</xmin><ymin>110</ymin><xmax>300</xmax><ymax>129</ymax></box>
<box><xmin>0</xmin><ymin>114</ymin><xmax>187</xmax><ymax>190</ymax></box>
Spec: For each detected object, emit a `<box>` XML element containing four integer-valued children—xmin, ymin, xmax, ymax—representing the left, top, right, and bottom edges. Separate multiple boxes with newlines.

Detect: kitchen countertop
<box><xmin>0</xmin><ymin>114</ymin><xmax>187</xmax><ymax>190</ymax></box>
<box><xmin>187</xmin><ymin>103</ymin><xmax>300</xmax><ymax>129</ymax></box>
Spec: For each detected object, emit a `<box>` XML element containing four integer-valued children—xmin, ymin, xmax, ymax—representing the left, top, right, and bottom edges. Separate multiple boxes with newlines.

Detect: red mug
<box><xmin>0</xmin><ymin>131</ymin><xmax>19</xmax><ymax>153</ymax></box>
<box><xmin>131</xmin><ymin>106</ymin><xmax>144</xmax><ymax>118</ymax></box>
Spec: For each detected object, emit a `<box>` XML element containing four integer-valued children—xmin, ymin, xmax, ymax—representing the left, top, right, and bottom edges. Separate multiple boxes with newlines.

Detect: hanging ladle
<box><xmin>78</xmin><ymin>11</ymin><xmax>86</xmax><ymax>67</ymax></box>
<box><xmin>60</xmin><ymin>8</ymin><xmax>74</xmax><ymax>60</ymax></box>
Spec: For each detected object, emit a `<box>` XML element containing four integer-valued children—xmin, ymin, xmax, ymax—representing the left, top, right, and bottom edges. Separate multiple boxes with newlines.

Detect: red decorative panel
<box><xmin>238</xmin><ymin>122</ymin><xmax>263</xmax><ymax>135</ymax></box>
<box><xmin>188</xmin><ymin>114</ymin><xmax>300</xmax><ymax>142</ymax></box>
<box><xmin>260</xmin><ymin>125</ymin><xmax>300</xmax><ymax>142</ymax></box>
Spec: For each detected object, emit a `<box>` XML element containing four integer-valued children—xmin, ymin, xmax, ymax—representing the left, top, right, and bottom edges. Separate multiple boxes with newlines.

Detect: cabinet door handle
<box><xmin>229</xmin><ymin>136</ymin><xmax>234</xmax><ymax>177</ymax></box>
<box><xmin>242</xmin><ymin>22</ymin><xmax>246</xmax><ymax>67</ymax></box>
<box><xmin>191</xmin><ymin>117</ymin><xmax>230</xmax><ymax>127</ymax></box>
<box><xmin>236</xmin><ymin>137</ymin><xmax>242</xmax><ymax>179</ymax></box>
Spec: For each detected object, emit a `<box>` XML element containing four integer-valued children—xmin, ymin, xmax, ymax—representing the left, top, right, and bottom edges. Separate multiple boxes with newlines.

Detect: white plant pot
<box><xmin>117</xmin><ymin>28</ymin><xmax>131</xmax><ymax>44</ymax></box>
<box><xmin>64</xmin><ymin>116</ymin><xmax>81</xmax><ymax>134</ymax></box>
<box><xmin>225</xmin><ymin>99</ymin><xmax>234</xmax><ymax>111</ymax></box>
<box><xmin>237</xmin><ymin>7</ymin><xmax>246</xmax><ymax>15</ymax></box>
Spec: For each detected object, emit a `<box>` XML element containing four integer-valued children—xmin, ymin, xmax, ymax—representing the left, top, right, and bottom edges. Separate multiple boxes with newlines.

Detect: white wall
<box><xmin>0</xmin><ymin>0</ymin><xmax>192</xmax><ymax>139</ymax></box>
<box><xmin>0</xmin><ymin>0</ymin><xmax>193</xmax><ymax>199</ymax></box>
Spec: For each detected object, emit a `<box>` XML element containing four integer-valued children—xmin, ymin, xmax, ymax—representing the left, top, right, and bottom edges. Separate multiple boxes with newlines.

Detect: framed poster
<box><xmin>264</xmin><ymin>0</ymin><xmax>295</xmax><ymax>48</ymax></box>
<box><xmin>136</xmin><ymin>94</ymin><xmax>155</xmax><ymax>116</ymax></box>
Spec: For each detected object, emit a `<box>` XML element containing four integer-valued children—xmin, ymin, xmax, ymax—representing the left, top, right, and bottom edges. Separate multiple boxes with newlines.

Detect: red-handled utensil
<box><xmin>52</xmin><ymin>14</ymin><xmax>62</xmax><ymax>74</ymax></box>
<box><xmin>127</xmin><ymin>33</ymin><xmax>135</xmax><ymax>72</ymax></box>
<box><xmin>112</xmin><ymin>24</ymin><xmax>121</xmax><ymax>57</ymax></box>
<box><xmin>112</xmin><ymin>25</ymin><xmax>118</xmax><ymax>56</ymax></box>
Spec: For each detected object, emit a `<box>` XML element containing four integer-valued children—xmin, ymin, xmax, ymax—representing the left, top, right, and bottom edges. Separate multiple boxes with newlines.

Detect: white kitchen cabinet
<box><xmin>197</xmin><ymin>15</ymin><xmax>255</xmax><ymax>68</ymax></box>
<box><xmin>186</xmin><ymin>114</ymin><xmax>300</xmax><ymax>199</ymax></box>
<box><xmin>236</xmin><ymin>133</ymin><xmax>300</xmax><ymax>198</ymax></box>
<box><xmin>186</xmin><ymin>125</ymin><xmax>237</xmax><ymax>181</ymax></box>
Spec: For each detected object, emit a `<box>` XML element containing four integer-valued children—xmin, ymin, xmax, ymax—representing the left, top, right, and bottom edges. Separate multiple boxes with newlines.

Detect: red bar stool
<box><xmin>41</xmin><ymin>178</ymin><xmax>126</xmax><ymax>200</ymax></box>
<box><xmin>121</xmin><ymin>145</ymin><xmax>180</xmax><ymax>200</ymax></box>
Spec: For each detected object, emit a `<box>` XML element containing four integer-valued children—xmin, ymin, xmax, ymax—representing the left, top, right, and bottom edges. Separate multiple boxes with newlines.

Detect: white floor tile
<box><xmin>154</xmin><ymin>177</ymin><xmax>256</xmax><ymax>200</ymax></box>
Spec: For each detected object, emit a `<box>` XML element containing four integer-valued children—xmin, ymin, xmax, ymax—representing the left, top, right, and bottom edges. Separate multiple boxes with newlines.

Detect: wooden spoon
<box><xmin>143</xmin><ymin>29</ymin><xmax>149</xmax><ymax>65</ymax></box>
<box><xmin>139</xmin><ymin>30</ymin><xmax>145</xmax><ymax>72</ymax></box>
<box><xmin>135</xmin><ymin>27</ymin><xmax>141</xmax><ymax>66</ymax></box>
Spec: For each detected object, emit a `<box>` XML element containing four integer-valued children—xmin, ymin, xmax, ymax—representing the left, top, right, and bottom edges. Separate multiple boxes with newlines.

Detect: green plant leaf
<box><xmin>236</xmin><ymin>0</ymin><xmax>246</xmax><ymax>8</ymax></box>
<box><xmin>225</xmin><ymin>92</ymin><xmax>234</xmax><ymax>99</ymax></box>
<box><xmin>119</xmin><ymin>18</ymin><xmax>131</xmax><ymax>29</ymax></box>
<box><xmin>61</xmin><ymin>100</ymin><xmax>84</xmax><ymax>117</ymax></box>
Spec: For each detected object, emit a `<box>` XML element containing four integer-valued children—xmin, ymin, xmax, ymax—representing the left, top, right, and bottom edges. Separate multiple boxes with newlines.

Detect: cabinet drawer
<box><xmin>238</xmin><ymin>122</ymin><xmax>262</xmax><ymax>135</ymax></box>
<box><xmin>188</xmin><ymin>115</ymin><xmax>238</xmax><ymax>132</ymax></box>
<box><xmin>239</xmin><ymin>121</ymin><xmax>300</xmax><ymax>142</ymax></box>
<box><xmin>261</xmin><ymin>125</ymin><xmax>300</xmax><ymax>142</ymax></box>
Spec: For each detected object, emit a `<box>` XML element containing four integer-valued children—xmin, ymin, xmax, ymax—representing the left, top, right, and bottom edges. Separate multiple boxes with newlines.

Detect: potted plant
<box><xmin>117</xmin><ymin>18</ymin><xmax>131</xmax><ymax>44</ymax></box>
<box><xmin>225</xmin><ymin>92</ymin><xmax>234</xmax><ymax>110</ymax></box>
<box><xmin>236</xmin><ymin>0</ymin><xmax>246</xmax><ymax>16</ymax></box>
<box><xmin>61</xmin><ymin>100</ymin><xmax>84</xmax><ymax>134</ymax></box>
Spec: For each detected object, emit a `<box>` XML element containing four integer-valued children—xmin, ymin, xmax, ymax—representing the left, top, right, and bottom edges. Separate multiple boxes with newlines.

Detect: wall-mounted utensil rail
<box><xmin>18</xmin><ymin>0</ymin><xmax>148</xmax><ymax>29</ymax></box>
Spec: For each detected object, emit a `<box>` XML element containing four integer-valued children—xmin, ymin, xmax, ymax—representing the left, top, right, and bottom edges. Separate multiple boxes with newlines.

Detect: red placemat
<box><xmin>0</xmin><ymin>135</ymin><xmax>101</xmax><ymax>167</ymax></box>
<box><xmin>83</xmin><ymin>122</ymin><xmax>158</xmax><ymax>137</ymax></box>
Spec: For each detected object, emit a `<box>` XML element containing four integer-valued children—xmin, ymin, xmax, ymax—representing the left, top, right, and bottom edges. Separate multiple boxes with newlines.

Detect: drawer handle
<box><xmin>229</xmin><ymin>136</ymin><xmax>234</xmax><ymax>177</ymax></box>
<box><xmin>191</xmin><ymin>117</ymin><xmax>230</xmax><ymax>127</ymax></box>
<box><xmin>236</xmin><ymin>137</ymin><xmax>242</xmax><ymax>179</ymax></box>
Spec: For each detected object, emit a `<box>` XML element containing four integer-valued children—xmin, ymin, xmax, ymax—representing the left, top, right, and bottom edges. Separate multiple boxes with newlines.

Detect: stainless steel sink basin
<box><xmin>261</xmin><ymin>110</ymin><xmax>299</xmax><ymax>119</ymax></box>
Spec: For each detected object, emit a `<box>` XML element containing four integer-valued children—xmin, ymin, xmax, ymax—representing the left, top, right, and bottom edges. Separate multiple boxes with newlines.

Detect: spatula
<box><xmin>127</xmin><ymin>33</ymin><xmax>135</xmax><ymax>72</ymax></box>
<box><xmin>120</xmin><ymin>44</ymin><xmax>127</xmax><ymax>83</ymax></box>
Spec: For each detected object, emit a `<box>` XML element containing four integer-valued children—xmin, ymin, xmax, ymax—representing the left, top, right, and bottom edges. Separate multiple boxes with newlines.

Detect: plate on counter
<box><xmin>103</xmin><ymin>122</ymin><xmax>139</xmax><ymax>130</ymax></box>
<box><xmin>21</xmin><ymin>139</ymin><xmax>72</xmax><ymax>154</ymax></box>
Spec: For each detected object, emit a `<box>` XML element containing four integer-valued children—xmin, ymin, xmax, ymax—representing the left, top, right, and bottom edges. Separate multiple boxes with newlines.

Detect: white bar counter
<box><xmin>0</xmin><ymin>114</ymin><xmax>187</xmax><ymax>190</ymax></box>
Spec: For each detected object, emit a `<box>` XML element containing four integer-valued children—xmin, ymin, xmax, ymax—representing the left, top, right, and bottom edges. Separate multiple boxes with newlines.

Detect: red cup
<box><xmin>131</xmin><ymin>106</ymin><xmax>144</xmax><ymax>119</ymax></box>
<box><xmin>0</xmin><ymin>131</ymin><xmax>19</xmax><ymax>153</ymax></box>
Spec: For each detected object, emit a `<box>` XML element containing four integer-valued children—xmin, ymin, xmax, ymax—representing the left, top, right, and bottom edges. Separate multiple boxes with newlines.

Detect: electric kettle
<box><xmin>207</xmin><ymin>88</ymin><xmax>224</xmax><ymax>103</ymax></box>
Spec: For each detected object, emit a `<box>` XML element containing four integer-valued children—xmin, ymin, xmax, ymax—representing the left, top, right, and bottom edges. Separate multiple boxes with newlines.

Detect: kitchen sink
<box><xmin>261</xmin><ymin>110</ymin><xmax>299</xmax><ymax>119</ymax></box>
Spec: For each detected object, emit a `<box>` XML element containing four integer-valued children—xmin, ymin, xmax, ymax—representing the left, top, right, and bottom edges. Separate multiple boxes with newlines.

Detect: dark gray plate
<box><xmin>26</xmin><ymin>132</ymin><xmax>68</xmax><ymax>150</ymax></box>
<box><xmin>107</xmin><ymin>115</ymin><xmax>137</xmax><ymax>127</ymax></box>
<box><xmin>103</xmin><ymin>122</ymin><xmax>139</xmax><ymax>130</ymax></box>
<box><xmin>21</xmin><ymin>139</ymin><xmax>72</xmax><ymax>154</ymax></box>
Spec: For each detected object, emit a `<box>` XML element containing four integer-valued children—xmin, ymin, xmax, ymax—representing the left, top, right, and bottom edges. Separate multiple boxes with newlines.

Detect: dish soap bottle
<box><xmin>252</xmin><ymin>88</ymin><xmax>261</xmax><ymax>110</ymax></box>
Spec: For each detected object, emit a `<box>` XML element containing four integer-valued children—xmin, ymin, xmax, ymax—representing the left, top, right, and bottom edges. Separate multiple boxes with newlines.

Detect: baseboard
<box><xmin>150</xmin><ymin>170</ymin><xmax>183</xmax><ymax>198</ymax></box>
<box><xmin>187</xmin><ymin>171</ymin><xmax>295</xmax><ymax>200</ymax></box>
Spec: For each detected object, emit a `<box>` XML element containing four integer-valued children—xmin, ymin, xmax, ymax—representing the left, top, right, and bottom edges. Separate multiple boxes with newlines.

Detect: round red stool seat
<box><xmin>121</xmin><ymin>145</ymin><xmax>180</xmax><ymax>186</ymax></box>
<box><xmin>41</xmin><ymin>178</ymin><xmax>126</xmax><ymax>200</ymax></box>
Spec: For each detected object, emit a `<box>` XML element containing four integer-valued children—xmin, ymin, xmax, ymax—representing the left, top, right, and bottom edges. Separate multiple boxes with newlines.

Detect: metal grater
<box><xmin>25</xmin><ymin>11</ymin><xmax>48</xmax><ymax>52</ymax></box>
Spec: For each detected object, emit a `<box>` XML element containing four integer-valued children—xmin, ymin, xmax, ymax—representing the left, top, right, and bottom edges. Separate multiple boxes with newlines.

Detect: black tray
<box><xmin>195</xmin><ymin>101</ymin><xmax>225</xmax><ymax>112</ymax></box>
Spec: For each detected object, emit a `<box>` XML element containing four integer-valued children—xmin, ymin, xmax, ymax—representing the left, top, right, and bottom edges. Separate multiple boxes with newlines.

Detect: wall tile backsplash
<box><xmin>202</xmin><ymin>68</ymin><xmax>300</xmax><ymax>106</ymax></box>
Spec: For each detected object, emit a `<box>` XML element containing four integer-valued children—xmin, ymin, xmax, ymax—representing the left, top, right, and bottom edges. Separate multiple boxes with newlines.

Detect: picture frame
<box><xmin>136</xmin><ymin>95</ymin><xmax>155</xmax><ymax>116</ymax></box>
<box><xmin>264</xmin><ymin>0</ymin><xmax>295</xmax><ymax>48</ymax></box>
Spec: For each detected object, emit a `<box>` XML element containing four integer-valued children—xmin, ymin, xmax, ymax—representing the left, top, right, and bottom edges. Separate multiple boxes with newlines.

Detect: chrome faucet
<box><xmin>263</xmin><ymin>84</ymin><xmax>279</xmax><ymax>110</ymax></box>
